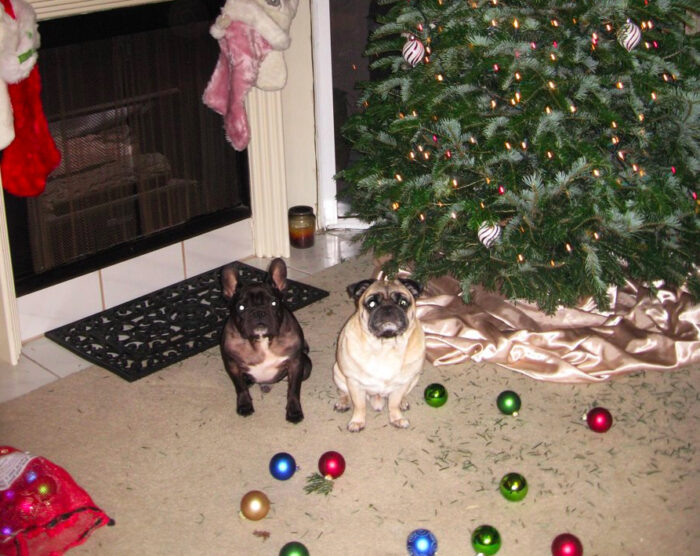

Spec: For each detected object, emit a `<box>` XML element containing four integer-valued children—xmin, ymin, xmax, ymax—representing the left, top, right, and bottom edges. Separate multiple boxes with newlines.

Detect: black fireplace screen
<box><xmin>7</xmin><ymin>0</ymin><xmax>250</xmax><ymax>295</ymax></box>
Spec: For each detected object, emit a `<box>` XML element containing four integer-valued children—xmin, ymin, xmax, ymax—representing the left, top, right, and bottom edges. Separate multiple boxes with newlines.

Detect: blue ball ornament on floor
<box><xmin>269</xmin><ymin>452</ymin><xmax>297</xmax><ymax>481</ymax></box>
<box><xmin>407</xmin><ymin>528</ymin><xmax>438</xmax><ymax>556</ymax></box>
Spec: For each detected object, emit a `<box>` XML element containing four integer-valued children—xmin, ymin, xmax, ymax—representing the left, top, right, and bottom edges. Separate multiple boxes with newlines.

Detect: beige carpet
<box><xmin>1</xmin><ymin>254</ymin><xmax>698</xmax><ymax>555</ymax></box>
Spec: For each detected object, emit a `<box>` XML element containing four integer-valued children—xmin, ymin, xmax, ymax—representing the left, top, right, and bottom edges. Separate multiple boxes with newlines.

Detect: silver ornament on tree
<box><xmin>402</xmin><ymin>36</ymin><xmax>425</xmax><ymax>67</ymax></box>
<box><xmin>478</xmin><ymin>222</ymin><xmax>501</xmax><ymax>248</ymax></box>
<box><xmin>617</xmin><ymin>20</ymin><xmax>641</xmax><ymax>52</ymax></box>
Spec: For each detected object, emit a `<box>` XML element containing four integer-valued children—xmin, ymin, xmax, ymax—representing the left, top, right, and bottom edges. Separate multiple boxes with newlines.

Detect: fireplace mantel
<box><xmin>28</xmin><ymin>0</ymin><xmax>291</xmax><ymax>260</ymax></box>
<box><xmin>0</xmin><ymin>0</ymin><xmax>319</xmax><ymax>361</ymax></box>
<box><xmin>30</xmin><ymin>0</ymin><xmax>171</xmax><ymax>21</ymax></box>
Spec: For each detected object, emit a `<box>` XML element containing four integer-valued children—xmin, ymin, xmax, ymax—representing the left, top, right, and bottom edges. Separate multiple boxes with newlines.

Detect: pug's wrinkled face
<box><xmin>348</xmin><ymin>279</ymin><xmax>422</xmax><ymax>339</ymax></box>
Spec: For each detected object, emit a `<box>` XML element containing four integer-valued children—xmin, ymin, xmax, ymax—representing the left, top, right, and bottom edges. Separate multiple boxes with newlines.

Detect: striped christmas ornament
<box><xmin>478</xmin><ymin>222</ymin><xmax>501</xmax><ymax>248</ymax></box>
<box><xmin>402</xmin><ymin>37</ymin><xmax>425</xmax><ymax>67</ymax></box>
<box><xmin>617</xmin><ymin>20</ymin><xmax>641</xmax><ymax>52</ymax></box>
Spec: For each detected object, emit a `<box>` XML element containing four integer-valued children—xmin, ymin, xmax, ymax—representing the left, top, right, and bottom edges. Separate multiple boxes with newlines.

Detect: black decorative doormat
<box><xmin>45</xmin><ymin>262</ymin><xmax>329</xmax><ymax>382</ymax></box>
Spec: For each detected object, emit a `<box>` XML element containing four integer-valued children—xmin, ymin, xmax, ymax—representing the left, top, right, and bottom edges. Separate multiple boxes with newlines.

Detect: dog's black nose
<box><xmin>252</xmin><ymin>309</ymin><xmax>268</xmax><ymax>320</ymax></box>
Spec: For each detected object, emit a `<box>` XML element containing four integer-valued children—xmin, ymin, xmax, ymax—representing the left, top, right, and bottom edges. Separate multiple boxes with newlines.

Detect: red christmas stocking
<box><xmin>0</xmin><ymin>0</ymin><xmax>60</xmax><ymax>197</ymax></box>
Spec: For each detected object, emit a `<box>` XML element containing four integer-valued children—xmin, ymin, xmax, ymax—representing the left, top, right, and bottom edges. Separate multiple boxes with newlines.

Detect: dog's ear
<box><xmin>267</xmin><ymin>257</ymin><xmax>288</xmax><ymax>293</ymax></box>
<box><xmin>221</xmin><ymin>264</ymin><xmax>240</xmax><ymax>301</ymax></box>
<box><xmin>398</xmin><ymin>278</ymin><xmax>423</xmax><ymax>299</ymax></box>
<box><xmin>346</xmin><ymin>279</ymin><xmax>375</xmax><ymax>300</ymax></box>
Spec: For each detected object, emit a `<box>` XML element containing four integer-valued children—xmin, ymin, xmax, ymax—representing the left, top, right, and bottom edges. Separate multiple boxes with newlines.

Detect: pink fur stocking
<box><xmin>202</xmin><ymin>20</ymin><xmax>271</xmax><ymax>151</ymax></box>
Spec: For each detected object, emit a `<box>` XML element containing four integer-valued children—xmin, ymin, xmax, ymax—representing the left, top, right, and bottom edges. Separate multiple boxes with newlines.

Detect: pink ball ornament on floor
<box><xmin>551</xmin><ymin>532</ymin><xmax>583</xmax><ymax>556</ymax></box>
<box><xmin>585</xmin><ymin>407</ymin><xmax>613</xmax><ymax>433</ymax></box>
<box><xmin>318</xmin><ymin>450</ymin><xmax>345</xmax><ymax>479</ymax></box>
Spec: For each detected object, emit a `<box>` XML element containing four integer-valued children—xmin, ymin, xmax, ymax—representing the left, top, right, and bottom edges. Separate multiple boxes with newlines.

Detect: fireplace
<box><xmin>4</xmin><ymin>0</ymin><xmax>251</xmax><ymax>296</ymax></box>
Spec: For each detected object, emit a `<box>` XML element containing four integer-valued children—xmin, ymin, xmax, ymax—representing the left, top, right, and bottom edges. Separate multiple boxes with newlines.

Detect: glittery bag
<box><xmin>0</xmin><ymin>446</ymin><xmax>113</xmax><ymax>555</ymax></box>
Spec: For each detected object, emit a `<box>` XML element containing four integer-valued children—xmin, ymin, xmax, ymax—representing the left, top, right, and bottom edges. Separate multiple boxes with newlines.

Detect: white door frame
<box><xmin>311</xmin><ymin>0</ymin><xmax>368</xmax><ymax>231</ymax></box>
<box><xmin>310</xmin><ymin>0</ymin><xmax>337</xmax><ymax>230</ymax></box>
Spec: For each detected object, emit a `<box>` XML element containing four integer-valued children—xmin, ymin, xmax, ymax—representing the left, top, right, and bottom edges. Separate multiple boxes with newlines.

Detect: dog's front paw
<box><xmin>286</xmin><ymin>399</ymin><xmax>304</xmax><ymax>424</ymax></box>
<box><xmin>400</xmin><ymin>398</ymin><xmax>410</xmax><ymax>411</ymax></box>
<box><xmin>236</xmin><ymin>392</ymin><xmax>254</xmax><ymax>416</ymax></box>
<box><xmin>347</xmin><ymin>420</ymin><xmax>365</xmax><ymax>433</ymax></box>
<box><xmin>390</xmin><ymin>417</ymin><xmax>410</xmax><ymax>429</ymax></box>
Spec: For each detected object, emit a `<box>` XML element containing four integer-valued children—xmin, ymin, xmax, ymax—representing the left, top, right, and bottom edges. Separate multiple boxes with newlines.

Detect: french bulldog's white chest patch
<box><xmin>246</xmin><ymin>338</ymin><xmax>288</xmax><ymax>383</ymax></box>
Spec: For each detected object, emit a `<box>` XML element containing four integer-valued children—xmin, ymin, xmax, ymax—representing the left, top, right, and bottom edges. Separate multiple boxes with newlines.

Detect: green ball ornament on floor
<box><xmin>496</xmin><ymin>390</ymin><xmax>521</xmax><ymax>415</ymax></box>
<box><xmin>279</xmin><ymin>541</ymin><xmax>309</xmax><ymax>556</ymax></box>
<box><xmin>499</xmin><ymin>472</ymin><xmax>528</xmax><ymax>502</ymax></box>
<box><xmin>424</xmin><ymin>383</ymin><xmax>448</xmax><ymax>407</ymax></box>
<box><xmin>471</xmin><ymin>524</ymin><xmax>501</xmax><ymax>555</ymax></box>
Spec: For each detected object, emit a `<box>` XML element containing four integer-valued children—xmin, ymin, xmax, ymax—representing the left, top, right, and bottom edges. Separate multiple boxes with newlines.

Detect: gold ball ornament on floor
<box><xmin>239</xmin><ymin>490</ymin><xmax>270</xmax><ymax>521</ymax></box>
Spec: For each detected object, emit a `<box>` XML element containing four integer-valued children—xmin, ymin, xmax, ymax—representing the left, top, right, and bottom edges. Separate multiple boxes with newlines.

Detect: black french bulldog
<box><xmin>220</xmin><ymin>258</ymin><xmax>311</xmax><ymax>423</ymax></box>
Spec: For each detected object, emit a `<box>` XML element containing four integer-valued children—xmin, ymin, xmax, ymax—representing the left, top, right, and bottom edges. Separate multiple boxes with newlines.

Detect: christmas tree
<box><xmin>338</xmin><ymin>0</ymin><xmax>700</xmax><ymax>313</ymax></box>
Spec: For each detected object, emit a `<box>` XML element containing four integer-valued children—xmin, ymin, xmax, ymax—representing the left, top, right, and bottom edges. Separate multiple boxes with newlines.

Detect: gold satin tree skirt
<box><xmin>387</xmin><ymin>269</ymin><xmax>700</xmax><ymax>382</ymax></box>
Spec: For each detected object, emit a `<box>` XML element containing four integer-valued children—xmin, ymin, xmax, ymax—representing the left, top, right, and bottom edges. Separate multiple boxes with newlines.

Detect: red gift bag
<box><xmin>0</xmin><ymin>446</ymin><xmax>113</xmax><ymax>556</ymax></box>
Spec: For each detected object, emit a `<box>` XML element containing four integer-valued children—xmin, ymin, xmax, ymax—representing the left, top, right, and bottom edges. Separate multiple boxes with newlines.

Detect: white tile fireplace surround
<box><xmin>5</xmin><ymin>0</ymin><xmax>308</xmax><ymax>342</ymax></box>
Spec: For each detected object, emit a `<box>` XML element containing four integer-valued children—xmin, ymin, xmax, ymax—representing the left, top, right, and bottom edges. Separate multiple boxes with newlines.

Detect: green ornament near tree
<box><xmin>499</xmin><ymin>472</ymin><xmax>528</xmax><ymax>502</ymax></box>
<box><xmin>279</xmin><ymin>541</ymin><xmax>310</xmax><ymax>556</ymax></box>
<box><xmin>471</xmin><ymin>525</ymin><xmax>501</xmax><ymax>555</ymax></box>
<box><xmin>496</xmin><ymin>390</ymin><xmax>521</xmax><ymax>416</ymax></box>
<box><xmin>424</xmin><ymin>383</ymin><xmax>448</xmax><ymax>407</ymax></box>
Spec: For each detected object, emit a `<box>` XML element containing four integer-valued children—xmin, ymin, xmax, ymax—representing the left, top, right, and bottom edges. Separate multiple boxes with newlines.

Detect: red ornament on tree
<box><xmin>586</xmin><ymin>407</ymin><xmax>613</xmax><ymax>433</ymax></box>
<box><xmin>318</xmin><ymin>451</ymin><xmax>345</xmax><ymax>479</ymax></box>
<box><xmin>551</xmin><ymin>533</ymin><xmax>583</xmax><ymax>556</ymax></box>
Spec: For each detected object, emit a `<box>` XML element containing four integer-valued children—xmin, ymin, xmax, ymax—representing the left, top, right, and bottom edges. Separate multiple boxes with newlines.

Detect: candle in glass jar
<box><xmin>288</xmin><ymin>205</ymin><xmax>315</xmax><ymax>248</ymax></box>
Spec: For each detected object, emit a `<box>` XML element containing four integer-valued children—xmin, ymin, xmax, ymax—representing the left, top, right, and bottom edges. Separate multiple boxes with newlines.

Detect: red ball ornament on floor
<box><xmin>551</xmin><ymin>533</ymin><xmax>583</xmax><ymax>556</ymax></box>
<box><xmin>586</xmin><ymin>407</ymin><xmax>613</xmax><ymax>433</ymax></box>
<box><xmin>318</xmin><ymin>451</ymin><xmax>346</xmax><ymax>479</ymax></box>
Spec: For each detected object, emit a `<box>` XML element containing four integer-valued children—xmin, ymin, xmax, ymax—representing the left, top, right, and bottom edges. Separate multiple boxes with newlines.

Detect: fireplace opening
<box><xmin>3</xmin><ymin>0</ymin><xmax>251</xmax><ymax>297</ymax></box>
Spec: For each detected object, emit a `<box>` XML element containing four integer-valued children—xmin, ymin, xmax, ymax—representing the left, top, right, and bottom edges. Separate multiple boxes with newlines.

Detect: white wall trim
<box><xmin>310</xmin><ymin>0</ymin><xmax>337</xmax><ymax>230</ymax></box>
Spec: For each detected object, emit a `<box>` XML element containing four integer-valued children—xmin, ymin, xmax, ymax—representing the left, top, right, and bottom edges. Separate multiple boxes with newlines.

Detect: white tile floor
<box><xmin>0</xmin><ymin>230</ymin><xmax>361</xmax><ymax>404</ymax></box>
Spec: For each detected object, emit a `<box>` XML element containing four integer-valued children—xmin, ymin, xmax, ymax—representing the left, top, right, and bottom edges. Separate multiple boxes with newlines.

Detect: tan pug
<box><xmin>333</xmin><ymin>278</ymin><xmax>426</xmax><ymax>432</ymax></box>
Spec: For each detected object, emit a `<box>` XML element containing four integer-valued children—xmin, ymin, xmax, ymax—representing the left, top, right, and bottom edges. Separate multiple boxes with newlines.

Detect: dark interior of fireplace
<box><xmin>3</xmin><ymin>0</ymin><xmax>250</xmax><ymax>296</ymax></box>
